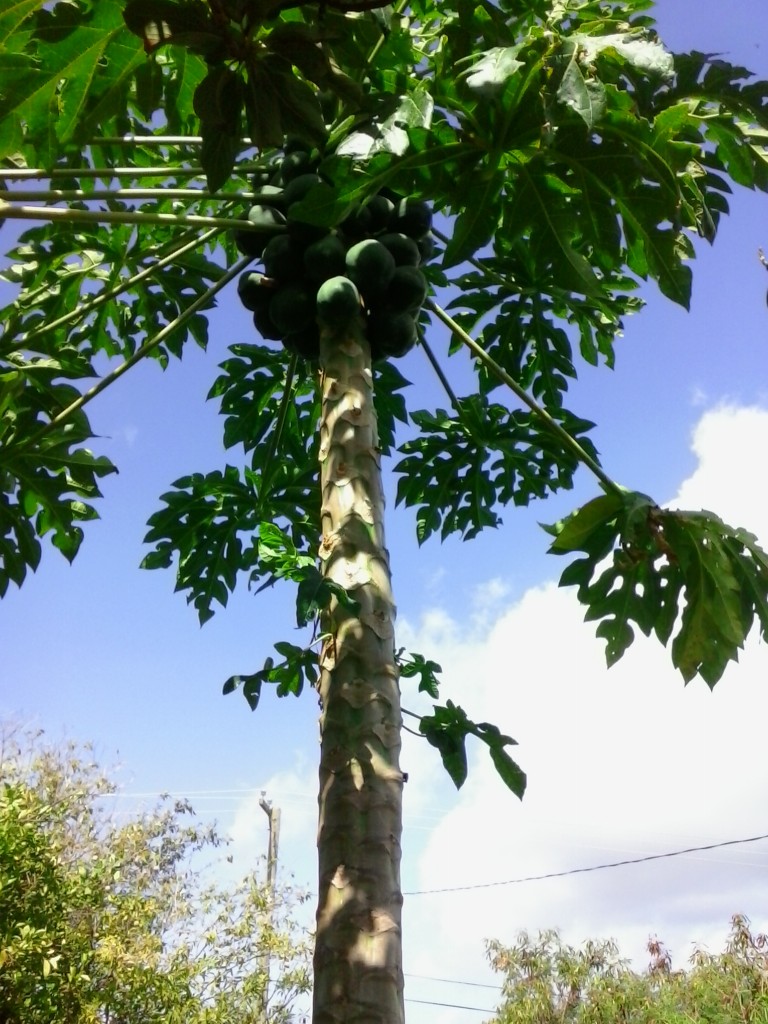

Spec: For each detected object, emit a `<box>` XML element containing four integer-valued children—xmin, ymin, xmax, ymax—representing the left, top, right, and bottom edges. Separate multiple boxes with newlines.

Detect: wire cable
<box><xmin>405</xmin><ymin>997</ymin><xmax>495</xmax><ymax>1013</ymax></box>
<box><xmin>405</xmin><ymin>832</ymin><xmax>768</xmax><ymax>895</ymax></box>
<box><xmin>405</xmin><ymin>972</ymin><xmax>500</xmax><ymax>990</ymax></box>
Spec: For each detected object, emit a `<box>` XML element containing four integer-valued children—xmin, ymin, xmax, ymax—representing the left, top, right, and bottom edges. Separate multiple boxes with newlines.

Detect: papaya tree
<box><xmin>2</xmin><ymin>2</ymin><xmax>768</xmax><ymax>1023</ymax></box>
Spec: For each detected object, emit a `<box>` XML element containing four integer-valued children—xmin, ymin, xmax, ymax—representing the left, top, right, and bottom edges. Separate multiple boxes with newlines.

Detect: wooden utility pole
<box><xmin>259</xmin><ymin>793</ymin><xmax>281</xmax><ymax>1024</ymax></box>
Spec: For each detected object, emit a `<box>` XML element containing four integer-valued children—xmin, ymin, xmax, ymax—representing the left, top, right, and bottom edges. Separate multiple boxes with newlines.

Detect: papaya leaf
<box><xmin>142</xmin><ymin>467</ymin><xmax>263</xmax><ymax>624</ymax></box>
<box><xmin>508</xmin><ymin>165</ymin><xmax>606</xmax><ymax>299</ymax></box>
<box><xmin>295</xmin><ymin>567</ymin><xmax>360</xmax><ymax>627</ymax></box>
<box><xmin>545</xmin><ymin>492</ymin><xmax>626</xmax><ymax>553</ymax></box>
<box><xmin>396</xmin><ymin>399</ymin><xmax>596</xmax><ymax>543</ymax></box>
<box><xmin>460</xmin><ymin>46</ymin><xmax>524</xmax><ymax>98</ymax></box>
<box><xmin>550</xmin><ymin>491</ymin><xmax>768</xmax><ymax>686</ymax></box>
<box><xmin>574</xmin><ymin>32</ymin><xmax>675</xmax><ymax>81</ymax></box>
<box><xmin>396</xmin><ymin>649</ymin><xmax>442</xmax><ymax>698</ymax></box>
<box><xmin>223</xmin><ymin>639</ymin><xmax>319</xmax><ymax>708</ymax></box>
<box><xmin>336</xmin><ymin>91</ymin><xmax>433</xmax><ymax>161</ymax></box>
<box><xmin>0</xmin><ymin>367</ymin><xmax>117</xmax><ymax>592</ymax></box>
<box><xmin>200</xmin><ymin>120</ymin><xmax>241</xmax><ymax>193</ymax></box>
<box><xmin>0</xmin><ymin>1</ymin><xmax>40</xmax><ymax>45</ymax></box>
<box><xmin>123</xmin><ymin>0</ymin><xmax>214</xmax><ymax>55</ymax></box>
<box><xmin>557</xmin><ymin>57</ymin><xmax>606</xmax><ymax>129</ymax></box>
<box><xmin>442</xmin><ymin>167</ymin><xmax>505</xmax><ymax>269</ymax></box>
<box><xmin>473</xmin><ymin>721</ymin><xmax>527</xmax><ymax>799</ymax></box>
<box><xmin>419</xmin><ymin>701</ymin><xmax>526</xmax><ymax>797</ymax></box>
<box><xmin>419</xmin><ymin>702</ymin><xmax>469</xmax><ymax>789</ymax></box>
<box><xmin>658</xmin><ymin>511</ymin><xmax>768</xmax><ymax>685</ymax></box>
<box><xmin>0</xmin><ymin>1</ymin><xmax>145</xmax><ymax>161</ymax></box>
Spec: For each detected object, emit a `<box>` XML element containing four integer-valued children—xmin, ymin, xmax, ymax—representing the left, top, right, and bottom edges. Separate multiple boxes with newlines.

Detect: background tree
<box><xmin>0</xmin><ymin>725</ymin><xmax>312</xmax><ymax>1024</ymax></box>
<box><xmin>485</xmin><ymin>915</ymin><xmax>768</xmax><ymax>1024</ymax></box>
<box><xmin>2</xmin><ymin>2</ymin><xmax>768</xmax><ymax>1023</ymax></box>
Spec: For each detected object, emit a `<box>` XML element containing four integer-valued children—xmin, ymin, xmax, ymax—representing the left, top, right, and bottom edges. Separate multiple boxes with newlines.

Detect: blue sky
<box><xmin>3</xmin><ymin>2</ymin><xmax>768</xmax><ymax>1020</ymax></box>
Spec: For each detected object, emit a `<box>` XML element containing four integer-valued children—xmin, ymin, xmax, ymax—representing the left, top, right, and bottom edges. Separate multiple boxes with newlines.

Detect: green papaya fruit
<box><xmin>283</xmin><ymin>325</ymin><xmax>321</xmax><ymax>361</ymax></box>
<box><xmin>378</xmin><ymin>232</ymin><xmax>421</xmax><ymax>267</ymax></box>
<box><xmin>281</xmin><ymin>150</ymin><xmax>316</xmax><ymax>183</ymax></box>
<box><xmin>367</xmin><ymin>310</ymin><xmax>418</xmax><ymax>359</ymax></box>
<box><xmin>237</xmin><ymin>271</ymin><xmax>274</xmax><ymax>312</ymax></box>
<box><xmin>234</xmin><ymin>203</ymin><xmax>286</xmax><ymax>257</ymax></box>
<box><xmin>269</xmin><ymin>283</ymin><xmax>316</xmax><ymax>335</ymax></box>
<box><xmin>253</xmin><ymin>304</ymin><xmax>282</xmax><ymax>341</ymax></box>
<box><xmin>365</xmin><ymin>194</ymin><xmax>395</xmax><ymax>234</ymax></box>
<box><xmin>417</xmin><ymin>232</ymin><xmax>436</xmax><ymax>262</ymax></box>
<box><xmin>339</xmin><ymin>204</ymin><xmax>372</xmax><ymax>241</ymax></box>
<box><xmin>345</xmin><ymin>239</ymin><xmax>396</xmax><ymax>300</ymax></box>
<box><xmin>283</xmin><ymin>173</ymin><xmax>323</xmax><ymax>207</ymax></box>
<box><xmin>316</xmin><ymin>275</ymin><xmax>362</xmax><ymax>326</ymax></box>
<box><xmin>287</xmin><ymin>218</ymin><xmax>329</xmax><ymax>247</ymax></box>
<box><xmin>253</xmin><ymin>184</ymin><xmax>285</xmax><ymax>207</ymax></box>
<box><xmin>234</xmin><ymin>229</ymin><xmax>264</xmax><ymax>258</ymax></box>
<box><xmin>393</xmin><ymin>197</ymin><xmax>432</xmax><ymax>239</ymax></box>
<box><xmin>262</xmin><ymin>235</ymin><xmax>303</xmax><ymax>282</ymax></box>
<box><xmin>384</xmin><ymin>266</ymin><xmax>428</xmax><ymax>314</ymax></box>
<box><xmin>284</xmin><ymin>134</ymin><xmax>312</xmax><ymax>155</ymax></box>
<box><xmin>304</xmin><ymin>235</ymin><xmax>347</xmax><ymax>284</ymax></box>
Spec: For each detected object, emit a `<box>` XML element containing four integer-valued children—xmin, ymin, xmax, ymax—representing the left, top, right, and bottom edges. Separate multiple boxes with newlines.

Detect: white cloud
<box><xmin>671</xmin><ymin>404</ymin><xmax>768</xmax><ymax>541</ymax></box>
<box><xmin>399</xmin><ymin>405</ymin><xmax>768</xmax><ymax>1024</ymax></box>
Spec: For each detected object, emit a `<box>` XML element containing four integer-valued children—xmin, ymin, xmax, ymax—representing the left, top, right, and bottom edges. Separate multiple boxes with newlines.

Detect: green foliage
<box><xmin>143</xmin><ymin>346</ymin><xmax>320</xmax><ymax>622</ymax></box>
<box><xmin>396</xmin><ymin>648</ymin><xmax>443</xmax><ymax>699</ymax></box>
<box><xmin>545</xmin><ymin>491</ymin><xmax>768</xmax><ymax>685</ymax></box>
<box><xmin>223</xmin><ymin>640</ymin><xmax>320</xmax><ymax>709</ymax></box>
<box><xmin>0</xmin><ymin>362</ymin><xmax>116</xmax><ymax>594</ymax></box>
<box><xmin>486</xmin><ymin>916</ymin><xmax>768</xmax><ymax>1024</ymax></box>
<box><xmin>419</xmin><ymin>700</ymin><xmax>527</xmax><ymax>798</ymax></box>
<box><xmin>396</xmin><ymin>398</ymin><xmax>597</xmax><ymax>542</ymax></box>
<box><xmin>0</xmin><ymin>725</ymin><xmax>312</xmax><ymax>1024</ymax></box>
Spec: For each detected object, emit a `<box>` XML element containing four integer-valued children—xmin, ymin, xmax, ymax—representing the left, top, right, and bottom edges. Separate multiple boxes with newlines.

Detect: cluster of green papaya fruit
<box><xmin>234</xmin><ymin>141</ymin><xmax>433</xmax><ymax>362</ymax></box>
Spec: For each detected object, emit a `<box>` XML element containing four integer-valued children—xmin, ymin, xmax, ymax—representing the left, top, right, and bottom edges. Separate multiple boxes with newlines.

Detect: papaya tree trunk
<box><xmin>313</xmin><ymin>317</ymin><xmax>405</xmax><ymax>1024</ymax></box>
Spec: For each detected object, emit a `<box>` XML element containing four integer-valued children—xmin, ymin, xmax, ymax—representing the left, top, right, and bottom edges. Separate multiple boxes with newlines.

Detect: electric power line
<box><xmin>405</xmin><ymin>997</ymin><xmax>495</xmax><ymax>1013</ymax></box>
<box><xmin>405</xmin><ymin>832</ymin><xmax>768</xmax><ymax>895</ymax></box>
<box><xmin>405</xmin><ymin>972</ymin><xmax>500</xmax><ymax>990</ymax></box>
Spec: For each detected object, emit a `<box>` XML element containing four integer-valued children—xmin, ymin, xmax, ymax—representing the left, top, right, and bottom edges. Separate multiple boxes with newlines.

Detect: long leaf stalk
<box><xmin>1</xmin><ymin>188</ymin><xmax>257</xmax><ymax>203</ymax></box>
<box><xmin>0</xmin><ymin>200</ymin><xmax>260</xmax><ymax>233</ymax></box>
<box><xmin>13</xmin><ymin>255</ymin><xmax>253</xmax><ymax>454</ymax></box>
<box><xmin>0</xmin><ymin>165</ymin><xmax>263</xmax><ymax>180</ymax></box>
<box><xmin>92</xmin><ymin>135</ymin><xmax>217</xmax><ymax>145</ymax></box>
<box><xmin>18</xmin><ymin>229</ymin><xmax>221</xmax><ymax>346</ymax></box>
<box><xmin>93</xmin><ymin>135</ymin><xmax>255</xmax><ymax>146</ymax></box>
<box><xmin>418</xmin><ymin>331</ymin><xmax>461</xmax><ymax>412</ymax></box>
<box><xmin>427</xmin><ymin>298</ymin><xmax>623</xmax><ymax>496</ymax></box>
